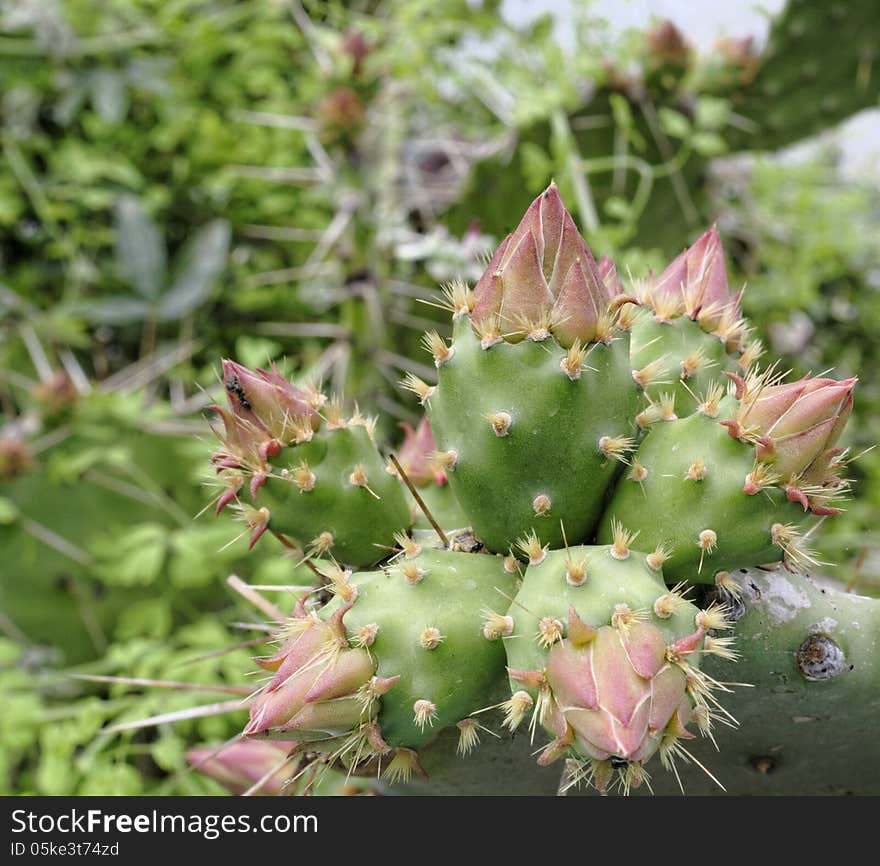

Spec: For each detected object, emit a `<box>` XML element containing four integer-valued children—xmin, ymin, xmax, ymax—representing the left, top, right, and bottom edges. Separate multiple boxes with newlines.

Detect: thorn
<box><xmin>486</xmin><ymin>411</ymin><xmax>513</xmax><ymax>437</ymax></box>
<box><xmin>532</xmin><ymin>493</ymin><xmax>552</xmax><ymax>516</ymax></box>
<box><xmin>388</xmin><ymin>453</ymin><xmax>448</xmax><ymax>547</ymax></box>
<box><xmin>413</xmin><ymin>699</ymin><xmax>438</xmax><ymax>731</ymax></box>
<box><xmin>422</xmin><ymin>331</ymin><xmax>455</xmax><ymax>367</ymax></box>
<box><xmin>610</xmin><ymin>518</ymin><xmax>639</xmax><ymax>560</ymax></box>
<box><xmin>516</xmin><ymin>530</ymin><xmax>547</xmax><ymax>566</ymax></box>
<box><xmin>536</xmin><ymin>616</ymin><xmax>564</xmax><ymax>648</ymax></box>
<box><xmin>482</xmin><ymin>609</ymin><xmax>515</xmax><ymax>641</ymax></box>
<box><xmin>646</xmin><ymin>544</ymin><xmax>672</xmax><ymax>572</ymax></box>
<box><xmin>418</xmin><ymin>627</ymin><xmax>445</xmax><ymax>650</ymax></box>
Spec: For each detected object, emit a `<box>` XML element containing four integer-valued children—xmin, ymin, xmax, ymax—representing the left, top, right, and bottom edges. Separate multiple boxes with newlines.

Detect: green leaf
<box><xmin>90</xmin><ymin>523</ymin><xmax>168</xmax><ymax>587</ymax></box>
<box><xmin>234</xmin><ymin>336</ymin><xmax>281</xmax><ymax>370</ymax></box>
<box><xmin>157</xmin><ymin>220</ymin><xmax>230</xmax><ymax>321</ymax></box>
<box><xmin>658</xmin><ymin>107</ymin><xmax>691</xmax><ymax>140</ymax></box>
<box><xmin>694</xmin><ymin>96</ymin><xmax>731</xmax><ymax>131</ymax></box>
<box><xmin>690</xmin><ymin>131</ymin><xmax>728</xmax><ymax>156</ymax></box>
<box><xmin>69</xmin><ymin>296</ymin><xmax>152</xmax><ymax>325</ymax></box>
<box><xmin>115</xmin><ymin>195</ymin><xmax>166</xmax><ymax>299</ymax></box>
<box><xmin>0</xmin><ymin>497</ymin><xmax>19</xmax><ymax>525</ymax></box>
<box><xmin>90</xmin><ymin>70</ymin><xmax>129</xmax><ymax>124</ymax></box>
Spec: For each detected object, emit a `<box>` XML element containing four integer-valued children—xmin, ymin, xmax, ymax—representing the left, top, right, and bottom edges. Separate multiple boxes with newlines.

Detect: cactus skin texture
<box><xmin>244</xmin><ymin>548</ymin><xmax>517</xmax><ymax>780</ymax></box>
<box><xmin>503</xmin><ymin>544</ymin><xmax>732</xmax><ymax>793</ymax></box>
<box><xmin>425</xmin><ymin>184</ymin><xmax>641</xmax><ymax>553</ymax></box>
<box><xmin>428</xmin><ymin>319</ymin><xmax>638</xmax><ymax>553</ymax></box>
<box><xmin>621</xmin><ymin>226</ymin><xmax>757</xmax><ymax>422</ymax></box>
<box><xmin>211</xmin><ymin>360</ymin><xmax>410</xmax><ymax>567</ymax></box>
<box><xmin>599</xmin><ymin>367</ymin><xmax>856</xmax><ymax>584</ymax></box>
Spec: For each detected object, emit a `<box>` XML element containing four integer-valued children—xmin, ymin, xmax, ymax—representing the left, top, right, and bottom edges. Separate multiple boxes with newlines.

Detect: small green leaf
<box><xmin>658</xmin><ymin>107</ymin><xmax>691</xmax><ymax>140</ymax></box>
<box><xmin>0</xmin><ymin>497</ymin><xmax>19</xmax><ymax>525</ymax></box>
<box><xmin>694</xmin><ymin>96</ymin><xmax>731</xmax><ymax>131</ymax></box>
<box><xmin>157</xmin><ymin>220</ymin><xmax>230</xmax><ymax>321</ymax></box>
<box><xmin>691</xmin><ymin>131</ymin><xmax>728</xmax><ymax>156</ymax></box>
<box><xmin>115</xmin><ymin>195</ymin><xmax>166</xmax><ymax>299</ymax></box>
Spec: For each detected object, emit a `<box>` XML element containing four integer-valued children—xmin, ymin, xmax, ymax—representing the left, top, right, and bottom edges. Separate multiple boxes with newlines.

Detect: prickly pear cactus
<box><xmin>243</xmin><ymin>547</ymin><xmax>517</xmax><ymax>781</ymax></box>
<box><xmin>501</xmin><ymin>540</ymin><xmax>734</xmax><ymax>793</ymax></box>
<box><xmin>211</xmin><ymin>360</ymin><xmax>411</xmax><ymax>566</ymax></box>
<box><xmin>598</xmin><ymin>375</ymin><xmax>855</xmax><ymax>582</ymax></box>
<box><xmin>421</xmin><ymin>184</ymin><xmax>642</xmax><ymax>553</ymax></box>
<box><xmin>190</xmin><ymin>183</ymin><xmax>874</xmax><ymax>797</ymax></box>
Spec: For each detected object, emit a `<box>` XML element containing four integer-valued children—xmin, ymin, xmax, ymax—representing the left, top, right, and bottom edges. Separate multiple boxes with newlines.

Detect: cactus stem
<box><xmin>486</xmin><ymin>411</ymin><xmax>513</xmax><ymax>437</ymax></box>
<box><xmin>413</xmin><ymin>699</ymin><xmax>438</xmax><ymax>731</ymax></box>
<box><xmin>422</xmin><ymin>331</ymin><xmax>455</xmax><ymax>367</ymax></box>
<box><xmin>418</xmin><ymin>626</ymin><xmax>445</xmax><ymax>650</ymax></box>
<box><xmin>610</xmin><ymin>518</ymin><xmax>639</xmax><ymax>560</ymax></box>
<box><xmin>481</xmin><ymin>609</ymin><xmax>515</xmax><ymax>640</ymax></box>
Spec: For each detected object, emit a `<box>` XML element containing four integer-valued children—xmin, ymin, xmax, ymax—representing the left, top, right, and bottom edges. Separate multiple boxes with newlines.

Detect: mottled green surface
<box><xmin>324</xmin><ymin>548</ymin><xmax>517</xmax><ymax>749</ymax></box>
<box><xmin>259</xmin><ymin>425</ymin><xmax>410</xmax><ymax>567</ymax></box>
<box><xmin>599</xmin><ymin>405</ymin><xmax>807</xmax><ymax>582</ymax></box>
<box><xmin>628</xmin><ymin>310</ymin><xmax>734</xmax><ymax>415</ymax></box>
<box><xmin>428</xmin><ymin>319</ymin><xmax>639</xmax><ymax>553</ymax></box>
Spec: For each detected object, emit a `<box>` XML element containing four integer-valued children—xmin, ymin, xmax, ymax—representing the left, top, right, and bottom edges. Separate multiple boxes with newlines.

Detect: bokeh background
<box><xmin>1</xmin><ymin>0</ymin><xmax>878</xmax><ymax>795</ymax></box>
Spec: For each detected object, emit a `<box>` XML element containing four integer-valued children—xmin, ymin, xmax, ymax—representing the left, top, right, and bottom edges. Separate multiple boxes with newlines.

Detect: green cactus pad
<box><xmin>324</xmin><ymin>547</ymin><xmax>518</xmax><ymax>749</ymax></box>
<box><xmin>505</xmin><ymin>545</ymin><xmax>698</xmax><ymax>679</ymax></box>
<box><xmin>598</xmin><ymin>403</ymin><xmax>808</xmax><ymax>583</ymax></box>
<box><xmin>629</xmin><ymin>309</ymin><xmax>735</xmax><ymax>416</ymax></box>
<box><xmin>257</xmin><ymin>425</ymin><xmax>411</xmax><ymax>567</ymax></box>
<box><xmin>427</xmin><ymin>318</ymin><xmax>640</xmax><ymax>553</ymax></box>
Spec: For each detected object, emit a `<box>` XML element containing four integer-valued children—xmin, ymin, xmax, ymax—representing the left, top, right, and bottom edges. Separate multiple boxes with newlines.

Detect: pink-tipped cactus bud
<box><xmin>737</xmin><ymin>375</ymin><xmax>857</xmax><ymax>481</ymax></box>
<box><xmin>244</xmin><ymin>608</ymin><xmax>377</xmax><ymax>739</ymax></box>
<box><xmin>187</xmin><ymin>740</ymin><xmax>297</xmax><ymax>795</ymax></box>
<box><xmin>645</xmin><ymin>20</ymin><xmax>692</xmax><ymax>70</ymax></box>
<box><xmin>397</xmin><ymin>418</ymin><xmax>446</xmax><ymax>487</ymax></box>
<box><xmin>543</xmin><ymin>622</ymin><xmax>695</xmax><ymax>765</ymax></box>
<box><xmin>222</xmin><ymin>360</ymin><xmax>318</xmax><ymax>448</ymax></box>
<box><xmin>652</xmin><ymin>226</ymin><xmax>737</xmax><ymax>326</ymax></box>
<box><xmin>31</xmin><ymin>370</ymin><xmax>79</xmax><ymax>417</ymax></box>
<box><xmin>471</xmin><ymin>183</ymin><xmax>610</xmax><ymax>346</ymax></box>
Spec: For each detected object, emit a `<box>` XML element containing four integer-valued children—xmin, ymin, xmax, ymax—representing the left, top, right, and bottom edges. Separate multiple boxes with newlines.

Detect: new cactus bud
<box><xmin>244</xmin><ymin>549</ymin><xmax>518</xmax><ymax>780</ymax></box>
<box><xmin>425</xmin><ymin>186</ymin><xmax>641</xmax><ymax>552</ymax></box>
<box><xmin>599</xmin><ymin>369</ymin><xmax>857</xmax><ymax>580</ymax></box>
<box><xmin>210</xmin><ymin>360</ymin><xmax>410</xmax><ymax>567</ymax></box>
<box><xmin>187</xmin><ymin>740</ymin><xmax>298</xmax><ymax>796</ymax></box>
<box><xmin>504</xmin><ymin>545</ymin><xmax>734</xmax><ymax>793</ymax></box>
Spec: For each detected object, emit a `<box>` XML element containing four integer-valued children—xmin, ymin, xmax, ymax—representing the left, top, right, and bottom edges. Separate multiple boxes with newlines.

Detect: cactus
<box><xmin>598</xmin><ymin>373</ymin><xmax>856</xmax><ymax>582</ymax></box>
<box><xmin>242</xmin><ymin>547</ymin><xmax>517</xmax><ymax>781</ymax></box>
<box><xmin>424</xmin><ymin>184</ymin><xmax>641</xmax><ymax>553</ymax></box>
<box><xmin>192</xmin><ymin>184</ymin><xmax>870</xmax><ymax>797</ymax></box>
<box><xmin>211</xmin><ymin>360</ymin><xmax>411</xmax><ymax>567</ymax></box>
<box><xmin>502</xmin><ymin>542</ymin><xmax>734</xmax><ymax>793</ymax></box>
